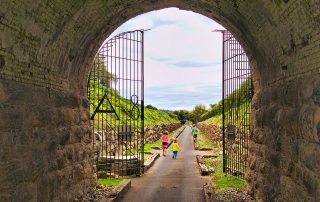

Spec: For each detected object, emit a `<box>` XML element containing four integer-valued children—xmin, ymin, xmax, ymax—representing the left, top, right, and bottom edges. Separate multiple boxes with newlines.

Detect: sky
<box><xmin>107</xmin><ymin>7</ymin><xmax>225</xmax><ymax>111</ymax></box>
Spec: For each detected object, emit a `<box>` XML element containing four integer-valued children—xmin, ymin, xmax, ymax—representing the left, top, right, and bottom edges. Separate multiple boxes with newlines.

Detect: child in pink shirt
<box><xmin>161</xmin><ymin>131</ymin><xmax>169</xmax><ymax>156</ymax></box>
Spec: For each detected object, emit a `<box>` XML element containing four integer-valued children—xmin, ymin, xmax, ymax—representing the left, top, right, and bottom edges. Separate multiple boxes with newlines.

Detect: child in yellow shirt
<box><xmin>171</xmin><ymin>138</ymin><xmax>180</xmax><ymax>159</ymax></box>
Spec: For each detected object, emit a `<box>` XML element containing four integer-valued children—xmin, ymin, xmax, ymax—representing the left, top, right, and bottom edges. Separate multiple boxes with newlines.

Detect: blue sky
<box><xmin>108</xmin><ymin>8</ymin><xmax>225</xmax><ymax>110</ymax></box>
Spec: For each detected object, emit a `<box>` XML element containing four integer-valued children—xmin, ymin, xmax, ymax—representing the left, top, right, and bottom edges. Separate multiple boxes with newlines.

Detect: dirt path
<box><xmin>118</xmin><ymin>126</ymin><xmax>206</xmax><ymax>202</ymax></box>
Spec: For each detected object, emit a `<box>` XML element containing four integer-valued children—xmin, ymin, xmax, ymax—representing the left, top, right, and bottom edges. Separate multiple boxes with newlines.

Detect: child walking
<box><xmin>171</xmin><ymin>138</ymin><xmax>180</xmax><ymax>159</ymax></box>
<box><xmin>161</xmin><ymin>131</ymin><xmax>169</xmax><ymax>156</ymax></box>
<box><xmin>192</xmin><ymin>125</ymin><xmax>199</xmax><ymax>143</ymax></box>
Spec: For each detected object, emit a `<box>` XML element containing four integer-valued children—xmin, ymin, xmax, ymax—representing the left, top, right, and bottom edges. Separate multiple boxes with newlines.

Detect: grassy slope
<box><xmin>88</xmin><ymin>79</ymin><xmax>179</xmax><ymax>127</ymax></box>
<box><xmin>144</xmin><ymin>108</ymin><xmax>178</xmax><ymax>126</ymax></box>
<box><xmin>205</xmin><ymin>102</ymin><xmax>249</xmax><ymax>125</ymax></box>
<box><xmin>201</xmin><ymin>78</ymin><xmax>252</xmax><ymax>124</ymax></box>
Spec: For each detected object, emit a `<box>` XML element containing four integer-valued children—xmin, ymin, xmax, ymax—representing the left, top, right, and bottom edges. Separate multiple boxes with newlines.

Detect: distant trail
<box><xmin>118</xmin><ymin>126</ymin><xmax>206</xmax><ymax>202</ymax></box>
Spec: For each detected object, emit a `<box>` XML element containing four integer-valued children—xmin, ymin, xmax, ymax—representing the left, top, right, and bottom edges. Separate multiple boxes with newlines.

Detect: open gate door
<box><xmin>88</xmin><ymin>30</ymin><xmax>145</xmax><ymax>177</ymax></box>
<box><xmin>222</xmin><ymin>31</ymin><xmax>253</xmax><ymax>179</ymax></box>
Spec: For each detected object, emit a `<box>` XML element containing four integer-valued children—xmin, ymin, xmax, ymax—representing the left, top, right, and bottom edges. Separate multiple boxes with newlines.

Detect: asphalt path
<box><xmin>118</xmin><ymin>126</ymin><xmax>206</xmax><ymax>202</ymax></box>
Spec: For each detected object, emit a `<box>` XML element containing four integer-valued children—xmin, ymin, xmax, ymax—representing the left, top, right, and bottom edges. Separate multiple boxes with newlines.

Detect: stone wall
<box><xmin>0</xmin><ymin>80</ymin><xmax>95</xmax><ymax>201</ymax></box>
<box><xmin>144</xmin><ymin>123</ymin><xmax>182</xmax><ymax>144</ymax></box>
<box><xmin>197</xmin><ymin>122</ymin><xmax>222</xmax><ymax>148</ymax></box>
<box><xmin>247</xmin><ymin>74</ymin><xmax>320</xmax><ymax>201</ymax></box>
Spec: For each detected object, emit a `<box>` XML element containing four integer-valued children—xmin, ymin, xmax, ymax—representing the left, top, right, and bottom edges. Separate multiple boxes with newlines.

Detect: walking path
<box><xmin>118</xmin><ymin>126</ymin><xmax>206</xmax><ymax>202</ymax></box>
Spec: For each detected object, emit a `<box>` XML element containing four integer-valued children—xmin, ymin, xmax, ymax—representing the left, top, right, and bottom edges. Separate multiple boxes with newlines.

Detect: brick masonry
<box><xmin>0</xmin><ymin>0</ymin><xmax>320</xmax><ymax>201</ymax></box>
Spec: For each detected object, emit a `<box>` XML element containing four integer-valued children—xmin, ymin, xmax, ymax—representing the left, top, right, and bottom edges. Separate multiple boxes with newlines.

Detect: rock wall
<box><xmin>144</xmin><ymin>123</ymin><xmax>182</xmax><ymax>144</ymax></box>
<box><xmin>197</xmin><ymin>122</ymin><xmax>222</xmax><ymax>148</ymax></box>
<box><xmin>0</xmin><ymin>80</ymin><xmax>96</xmax><ymax>202</ymax></box>
<box><xmin>247</xmin><ymin>74</ymin><xmax>320</xmax><ymax>201</ymax></box>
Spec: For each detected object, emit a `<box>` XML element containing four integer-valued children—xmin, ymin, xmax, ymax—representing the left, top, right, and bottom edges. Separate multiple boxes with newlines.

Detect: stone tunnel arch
<box><xmin>1</xmin><ymin>1</ymin><xmax>320</xmax><ymax>201</ymax></box>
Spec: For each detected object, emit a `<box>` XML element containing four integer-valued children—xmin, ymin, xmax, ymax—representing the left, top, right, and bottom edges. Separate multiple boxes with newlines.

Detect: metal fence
<box><xmin>222</xmin><ymin>31</ymin><xmax>253</xmax><ymax>179</ymax></box>
<box><xmin>87</xmin><ymin>30</ymin><xmax>145</xmax><ymax>178</ymax></box>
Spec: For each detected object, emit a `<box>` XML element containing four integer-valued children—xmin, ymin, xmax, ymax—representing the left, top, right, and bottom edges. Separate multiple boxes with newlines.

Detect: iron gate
<box><xmin>222</xmin><ymin>31</ymin><xmax>253</xmax><ymax>179</ymax></box>
<box><xmin>88</xmin><ymin>30</ymin><xmax>145</xmax><ymax>177</ymax></box>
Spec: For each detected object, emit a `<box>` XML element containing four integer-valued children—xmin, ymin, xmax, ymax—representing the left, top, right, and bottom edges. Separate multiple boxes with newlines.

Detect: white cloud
<box><xmin>106</xmin><ymin>7</ymin><xmax>225</xmax><ymax>110</ymax></box>
<box><xmin>145</xmin><ymin>83</ymin><xmax>222</xmax><ymax>110</ymax></box>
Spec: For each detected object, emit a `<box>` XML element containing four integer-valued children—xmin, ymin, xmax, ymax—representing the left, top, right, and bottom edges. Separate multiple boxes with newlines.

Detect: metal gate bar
<box><xmin>222</xmin><ymin>31</ymin><xmax>252</xmax><ymax>179</ymax></box>
<box><xmin>88</xmin><ymin>30</ymin><xmax>145</xmax><ymax>178</ymax></box>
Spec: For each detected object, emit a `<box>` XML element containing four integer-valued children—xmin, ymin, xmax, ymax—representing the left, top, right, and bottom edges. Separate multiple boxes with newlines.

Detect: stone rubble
<box><xmin>197</xmin><ymin>122</ymin><xmax>222</xmax><ymax>147</ymax></box>
<box><xmin>73</xmin><ymin>185</ymin><xmax>116</xmax><ymax>202</ymax></box>
<box><xmin>144</xmin><ymin>123</ymin><xmax>181</xmax><ymax>143</ymax></box>
<box><xmin>215</xmin><ymin>188</ymin><xmax>254</xmax><ymax>202</ymax></box>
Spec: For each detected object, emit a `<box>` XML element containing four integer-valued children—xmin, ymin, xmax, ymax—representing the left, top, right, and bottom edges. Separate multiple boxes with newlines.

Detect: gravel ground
<box><xmin>73</xmin><ymin>185</ymin><xmax>117</xmax><ymax>202</ymax></box>
<box><xmin>215</xmin><ymin>188</ymin><xmax>254</xmax><ymax>202</ymax></box>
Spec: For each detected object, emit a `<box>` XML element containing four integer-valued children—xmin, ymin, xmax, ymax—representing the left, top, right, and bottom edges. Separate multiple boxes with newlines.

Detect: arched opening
<box><xmin>86</xmin><ymin>7</ymin><xmax>254</xmax><ymax>201</ymax></box>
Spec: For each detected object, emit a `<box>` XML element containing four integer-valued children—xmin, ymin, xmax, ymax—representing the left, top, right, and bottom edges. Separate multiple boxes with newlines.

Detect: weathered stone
<box><xmin>299</xmin><ymin>142</ymin><xmax>320</xmax><ymax>172</ymax></box>
<box><xmin>144</xmin><ymin>123</ymin><xmax>181</xmax><ymax>144</ymax></box>
<box><xmin>12</xmin><ymin>183</ymin><xmax>36</xmax><ymax>202</ymax></box>
<box><xmin>197</xmin><ymin>122</ymin><xmax>222</xmax><ymax>147</ymax></box>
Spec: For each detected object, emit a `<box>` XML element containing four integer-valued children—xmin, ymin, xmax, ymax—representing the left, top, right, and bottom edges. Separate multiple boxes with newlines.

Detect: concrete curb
<box><xmin>168</xmin><ymin>125</ymin><xmax>186</xmax><ymax>147</ymax></box>
<box><xmin>143</xmin><ymin>153</ymin><xmax>160</xmax><ymax>172</ymax></box>
<box><xmin>196</xmin><ymin>155</ymin><xmax>210</xmax><ymax>176</ymax></box>
<box><xmin>110</xmin><ymin>179</ymin><xmax>131</xmax><ymax>202</ymax></box>
<box><xmin>199</xmin><ymin>147</ymin><xmax>213</xmax><ymax>151</ymax></box>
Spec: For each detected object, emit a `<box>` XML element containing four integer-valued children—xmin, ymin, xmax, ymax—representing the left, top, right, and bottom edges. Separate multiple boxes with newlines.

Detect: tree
<box><xmin>209</xmin><ymin>103</ymin><xmax>216</xmax><ymax>108</ymax></box>
<box><xmin>145</xmin><ymin>104</ymin><xmax>158</xmax><ymax>110</ymax></box>
<box><xmin>173</xmin><ymin>110</ymin><xmax>190</xmax><ymax>124</ymax></box>
<box><xmin>91</xmin><ymin>56</ymin><xmax>117</xmax><ymax>87</ymax></box>
<box><xmin>189</xmin><ymin>104</ymin><xmax>207</xmax><ymax>123</ymax></box>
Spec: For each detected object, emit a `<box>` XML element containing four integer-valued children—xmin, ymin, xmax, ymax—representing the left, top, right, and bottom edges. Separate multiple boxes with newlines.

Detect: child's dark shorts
<box><xmin>162</xmin><ymin>142</ymin><xmax>168</xmax><ymax>148</ymax></box>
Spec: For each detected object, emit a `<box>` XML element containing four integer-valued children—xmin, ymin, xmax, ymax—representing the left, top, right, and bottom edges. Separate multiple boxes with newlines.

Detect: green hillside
<box><xmin>88</xmin><ymin>79</ymin><xmax>179</xmax><ymax>127</ymax></box>
<box><xmin>201</xmin><ymin>78</ymin><xmax>252</xmax><ymax>124</ymax></box>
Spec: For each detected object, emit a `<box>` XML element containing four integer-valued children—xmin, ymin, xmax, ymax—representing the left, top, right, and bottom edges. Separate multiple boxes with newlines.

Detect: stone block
<box><xmin>299</xmin><ymin>142</ymin><xmax>320</xmax><ymax>172</ymax></box>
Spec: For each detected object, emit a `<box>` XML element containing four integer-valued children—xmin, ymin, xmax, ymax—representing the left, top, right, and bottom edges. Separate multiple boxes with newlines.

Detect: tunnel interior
<box><xmin>0</xmin><ymin>0</ymin><xmax>320</xmax><ymax>201</ymax></box>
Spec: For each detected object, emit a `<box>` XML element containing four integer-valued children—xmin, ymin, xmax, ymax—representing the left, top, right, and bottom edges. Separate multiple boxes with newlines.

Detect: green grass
<box><xmin>204</xmin><ymin>102</ymin><xmax>250</xmax><ymax>125</ymax></box>
<box><xmin>215</xmin><ymin>176</ymin><xmax>245</xmax><ymax>192</ymax></box>
<box><xmin>88</xmin><ymin>79</ymin><xmax>179</xmax><ymax>127</ymax></box>
<box><xmin>201</xmin><ymin>78</ymin><xmax>252</xmax><ymax>124</ymax></box>
<box><xmin>144</xmin><ymin>108</ymin><xmax>179</xmax><ymax>126</ymax></box>
<box><xmin>200</xmin><ymin>132</ymin><xmax>245</xmax><ymax>192</ymax></box>
<box><xmin>97</xmin><ymin>177</ymin><xmax>126</xmax><ymax>187</ymax></box>
<box><xmin>197</xmin><ymin>131</ymin><xmax>217</xmax><ymax>149</ymax></box>
<box><xmin>198</xmin><ymin>79</ymin><xmax>250</xmax><ymax>192</ymax></box>
<box><xmin>207</xmin><ymin>155</ymin><xmax>245</xmax><ymax>192</ymax></box>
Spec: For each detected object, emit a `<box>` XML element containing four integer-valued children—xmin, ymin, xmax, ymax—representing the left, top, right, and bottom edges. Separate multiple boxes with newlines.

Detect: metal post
<box><xmin>222</xmin><ymin>31</ymin><xmax>226</xmax><ymax>173</ymax></box>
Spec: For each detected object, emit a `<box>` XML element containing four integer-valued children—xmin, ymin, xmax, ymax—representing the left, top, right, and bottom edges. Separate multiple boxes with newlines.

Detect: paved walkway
<box><xmin>118</xmin><ymin>126</ymin><xmax>206</xmax><ymax>202</ymax></box>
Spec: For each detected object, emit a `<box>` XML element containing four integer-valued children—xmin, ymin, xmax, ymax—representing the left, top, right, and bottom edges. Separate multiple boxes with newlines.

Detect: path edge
<box><xmin>203</xmin><ymin>182</ymin><xmax>217</xmax><ymax>202</ymax></box>
<box><xmin>144</xmin><ymin>153</ymin><xmax>160</xmax><ymax>172</ymax></box>
<box><xmin>143</xmin><ymin>125</ymin><xmax>186</xmax><ymax>172</ymax></box>
<box><xmin>168</xmin><ymin>125</ymin><xmax>186</xmax><ymax>147</ymax></box>
<box><xmin>110</xmin><ymin>179</ymin><xmax>131</xmax><ymax>202</ymax></box>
